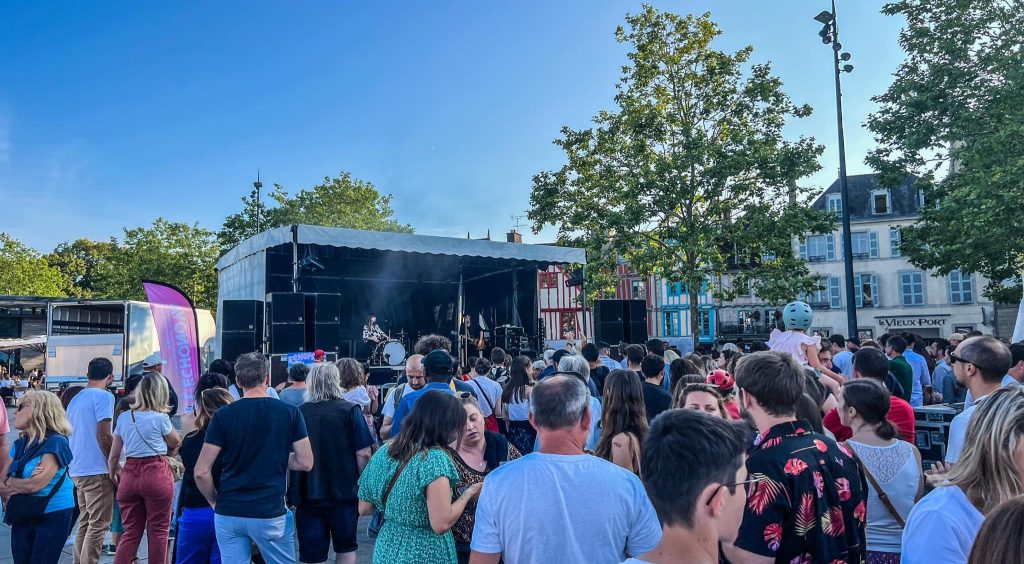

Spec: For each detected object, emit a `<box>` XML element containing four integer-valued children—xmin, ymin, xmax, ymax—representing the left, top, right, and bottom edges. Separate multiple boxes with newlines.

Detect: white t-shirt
<box><xmin>67</xmin><ymin>387</ymin><xmax>115</xmax><ymax>477</ymax></box>
<box><xmin>228</xmin><ymin>384</ymin><xmax>279</xmax><ymax>400</ymax></box>
<box><xmin>945</xmin><ymin>393</ymin><xmax>992</xmax><ymax>464</ymax></box>
<box><xmin>114</xmin><ymin>410</ymin><xmax>173</xmax><ymax>458</ymax></box>
<box><xmin>466</xmin><ymin>376</ymin><xmax>502</xmax><ymax>417</ymax></box>
<box><xmin>901</xmin><ymin>485</ymin><xmax>983</xmax><ymax>563</ymax></box>
<box><xmin>471</xmin><ymin>452</ymin><xmax>662</xmax><ymax>564</ymax></box>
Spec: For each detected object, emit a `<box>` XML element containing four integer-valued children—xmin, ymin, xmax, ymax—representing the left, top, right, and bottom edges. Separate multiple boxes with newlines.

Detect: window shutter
<box><xmin>890</xmin><ymin>227</ymin><xmax>901</xmax><ymax>257</ymax></box>
<box><xmin>871</xmin><ymin>274</ymin><xmax>879</xmax><ymax>307</ymax></box>
<box><xmin>799</xmin><ymin>238</ymin><xmax>808</xmax><ymax>260</ymax></box>
<box><xmin>869</xmin><ymin>231</ymin><xmax>879</xmax><ymax>258</ymax></box>
<box><xmin>826</xmin><ymin>234</ymin><xmax>836</xmax><ymax>261</ymax></box>
<box><xmin>830</xmin><ymin>277</ymin><xmax>842</xmax><ymax>309</ymax></box>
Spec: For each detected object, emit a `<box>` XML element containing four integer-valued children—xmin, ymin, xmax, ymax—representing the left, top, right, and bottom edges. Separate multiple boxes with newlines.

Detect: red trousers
<box><xmin>115</xmin><ymin>456</ymin><xmax>174</xmax><ymax>564</ymax></box>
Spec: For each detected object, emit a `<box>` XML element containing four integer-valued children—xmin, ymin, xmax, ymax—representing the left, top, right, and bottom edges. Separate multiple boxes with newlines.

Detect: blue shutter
<box><xmin>799</xmin><ymin>238</ymin><xmax>808</xmax><ymax>260</ymax></box>
<box><xmin>826</xmin><ymin>234</ymin><xmax>836</xmax><ymax>261</ymax></box>
<box><xmin>871</xmin><ymin>274</ymin><xmax>879</xmax><ymax>307</ymax></box>
<box><xmin>869</xmin><ymin>231</ymin><xmax>879</xmax><ymax>258</ymax></box>
<box><xmin>829</xmin><ymin>276</ymin><xmax>842</xmax><ymax>309</ymax></box>
<box><xmin>890</xmin><ymin>227</ymin><xmax>901</xmax><ymax>257</ymax></box>
<box><xmin>853</xmin><ymin>274</ymin><xmax>863</xmax><ymax>308</ymax></box>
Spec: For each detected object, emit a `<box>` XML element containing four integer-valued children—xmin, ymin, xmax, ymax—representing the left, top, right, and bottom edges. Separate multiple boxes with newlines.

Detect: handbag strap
<box><xmin>130</xmin><ymin>410</ymin><xmax>166</xmax><ymax>458</ymax></box>
<box><xmin>469</xmin><ymin>378</ymin><xmax>496</xmax><ymax>415</ymax></box>
<box><xmin>843</xmin><ymin>441</ymin><xmax>905</xmax><ymax>528</ymax></box>
<box><xmin>380</xmin><ymin>459</ymin><xmax>410</xmax><ymax>512</ymax></box>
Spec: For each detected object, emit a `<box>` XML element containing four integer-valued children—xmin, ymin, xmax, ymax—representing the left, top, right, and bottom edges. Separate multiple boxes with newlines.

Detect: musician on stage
<box><xmin>363</xmin><ymin>315</ymin><xmax>388</xmax><ymax>344</ymax></box>
<box><xmin>457</xmin><ymin>313</ymin><xmax>486</xmax><ymax>368</ymax></box>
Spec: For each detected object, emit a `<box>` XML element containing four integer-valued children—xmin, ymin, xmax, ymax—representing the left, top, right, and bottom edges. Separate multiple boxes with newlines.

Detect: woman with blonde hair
<box><xmin>902</xmin><ymin>386</ymin><xmax>1024</xmax><ymax>562</ymax></box>
<box><xmin>0</xmin><ymin>391</ymin><xmax>76</xmax><ymax>563</ymax></box>
<box><xmin>109</xmin><ymin>373</ymin><xmax>181</xmax><ymax>564</ymax></box>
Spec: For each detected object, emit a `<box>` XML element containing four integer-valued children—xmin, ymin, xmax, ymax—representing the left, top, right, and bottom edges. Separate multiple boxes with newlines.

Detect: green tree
<box><xmin>44</xmin><ymin>239</ymin><xmax>117</xmax><ymax>297</ymax></box>
<box><xmin>94</xmin><ymin>219</ymin><xmax>221</xmax><ymax>310</ymax></box>
<box><xmin>0</xmin><ymin>233</ymin><xmax>67</xmax><ymax>297</ymax></box>
<box><xmin>218</xmin><ymin>171</ymin><xmax>413</xmax><ymax>250</ymax></box>
<box><xmin>529</xmin><ymin>6</ymin><xmax>832</xmax><ymax>349</ymax></box>
<box><xmin>867</xmin><ymin>0</ymin><xmax>1023</xmax><ymax>301</ymax></box>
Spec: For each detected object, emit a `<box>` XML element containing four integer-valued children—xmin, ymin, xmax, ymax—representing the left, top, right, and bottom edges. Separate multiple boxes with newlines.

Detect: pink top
<box><xmin>768</xmin><ymin>329</ymin><xmax>821</xmax><ymax>367</ymax></box>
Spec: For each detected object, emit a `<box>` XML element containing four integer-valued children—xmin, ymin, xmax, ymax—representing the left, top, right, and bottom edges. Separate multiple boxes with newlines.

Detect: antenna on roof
<box><xmin>511</xmin><ymin>213</ymin><xmax>527</xmax><ymax>233</ymax></box>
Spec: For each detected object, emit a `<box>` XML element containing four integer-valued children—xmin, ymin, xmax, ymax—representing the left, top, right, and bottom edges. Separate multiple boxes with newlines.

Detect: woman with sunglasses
<box><xmin>0</xmin><ymin>391</ymin><xmax>76</xmax><ymax>564</ymax></box>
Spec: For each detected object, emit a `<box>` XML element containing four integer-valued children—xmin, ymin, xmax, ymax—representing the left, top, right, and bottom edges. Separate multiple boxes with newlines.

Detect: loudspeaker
<box><xmin>594</xmin><ymin>300</ymin><xmax>626</xmax><ymax>326</ymax></box>
<box><xmin>593</xmin><ymin>299</ymin><xmax>647</xmax><ymax>345</ymax></box>
<box><xmin>222</xmin><ymin>331</ymin><xmax>260</xmax><ymax>362</ymax></box>
<box><xmin>222</xmin><ymin>300</ymin><xmax>263</xmax><ymax>332</ymax></box>
<box><xmin>269</xmin><ymin>323</ymin><xmax>306</xmax><ymax>354</ymax></box>
<box><xmin>266</xmin><ymin>293</ymin><xmax>305</xmax><ymax>324</ymax></box>
<box><xmin>308</xmin><ymin>323</ymin><xmax>340</xmax><ymax>352</ymax></box>
<box><xmin>305</xmin><ymin>293</ymin><xmax>341</xmax><ymax>324</ymax></box>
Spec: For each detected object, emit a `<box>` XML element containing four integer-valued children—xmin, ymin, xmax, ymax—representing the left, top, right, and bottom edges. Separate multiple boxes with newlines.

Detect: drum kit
<box><xmin>370</xmin><ymin>331</ymin><xmax>409</xmax><ymax>367</ymax></box>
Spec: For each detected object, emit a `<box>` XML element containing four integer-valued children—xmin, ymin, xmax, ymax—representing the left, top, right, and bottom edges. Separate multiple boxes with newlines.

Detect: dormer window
<box><xmin>872</xmin><ymin>189</ymin><xmax>891</xmax><ymax>215</ymax></box>
<box><xmin>826</xmin><ymin>194</ymin><xmax>842</xmax><ymax>217</ymax></box>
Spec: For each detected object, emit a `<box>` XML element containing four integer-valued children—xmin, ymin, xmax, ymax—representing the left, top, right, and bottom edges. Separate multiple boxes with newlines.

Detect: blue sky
<box><xmin>0</xmin><ymin>1</ymin><xmax>905</xmax><ymax>252</ymax></box>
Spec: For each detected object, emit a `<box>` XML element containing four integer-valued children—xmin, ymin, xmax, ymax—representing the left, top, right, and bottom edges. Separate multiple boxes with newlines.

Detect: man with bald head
<box><xmin>378</xmin><ymin>354</ymin><xmax>424</xmax><ymax>439</ymax></box>
<box><xmin>944</xmin><ymin>336</ymin><xmax>1014</xmax><ymax>464</ymax></box>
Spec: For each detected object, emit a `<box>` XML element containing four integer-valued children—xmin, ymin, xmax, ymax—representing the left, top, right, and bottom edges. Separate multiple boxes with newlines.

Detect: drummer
<box><xmin>362</xmin><ymin>314</ymin><xmax>388</xmax><ymax>344</ymax></box>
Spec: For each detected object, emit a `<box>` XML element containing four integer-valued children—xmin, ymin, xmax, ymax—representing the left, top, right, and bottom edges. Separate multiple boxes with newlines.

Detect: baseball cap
<box><xmin>142</xmin><ymin>353</ymin><xmax>166</xmax><ymax>368</ymax></box>
<box><xmin>532</xmin><ymin>360</ymin><xmax>546</xmax><ymax>371</ymax></box>
<box><xmin>313</xmin><ymin>349</ymin><xmax>325</xmax><ymax>359</ymax></box>
<box><xmin>422</xmin><ymin>349</ymin><xmax>453</xmax><ymax>375</ymax></box>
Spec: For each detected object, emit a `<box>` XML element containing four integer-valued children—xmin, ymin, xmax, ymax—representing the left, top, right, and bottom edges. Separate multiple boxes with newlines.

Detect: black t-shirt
<box><xmin>204</xmin><ymin>397</ymin><xmax>308</xmax><ymax>518</ymax></box>
<box><xmin>641</xmin><ymin>381</ymin><xmax>672</xmax><ymax>423</ymax></box>
<box><xmin>591</xmin><ymin>366</ymin><xmax>611</xmax><ymax>396</ymax></box>
<box><xmin>179</xmin><ymin>428</ymin><xmax>220</xmax><ymax>509</ymax></box>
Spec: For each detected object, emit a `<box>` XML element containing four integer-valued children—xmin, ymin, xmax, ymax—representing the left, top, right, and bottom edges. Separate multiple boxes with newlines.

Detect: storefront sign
<box><xmin>876</xmin><ymin>315</ymin><xmax>949</xmax><ymax>329</ymax></box>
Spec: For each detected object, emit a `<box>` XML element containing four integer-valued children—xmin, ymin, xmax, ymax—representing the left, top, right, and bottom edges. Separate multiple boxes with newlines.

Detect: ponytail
<box><xmin>842</xmin><ymin>379</ymin><xmax>898</xmax><ymax>440</ymax></box>
<box><xmin>876</xmin><ymin>418</ymin><xmax>900</xmax><ymax>441</ymax></box>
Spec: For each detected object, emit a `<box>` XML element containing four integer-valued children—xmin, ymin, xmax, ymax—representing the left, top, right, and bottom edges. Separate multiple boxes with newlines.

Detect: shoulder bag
<box><xmin>843</xmin><ymin>441</ymin><xmax>905</xmax><ymax>528</ymax></box>
<box><xmin>3</xmin><ymin>438</ymin><xmax>71</xmax><ymax>526</ymax></box>
<box><xmin>367</xmin><ymin>458</ymin><xmax>410</xmax><ymax>537</ymax></box>
<box><xmin>469</xmin><ymin>378</ymin><xmax>503</xmax><ymax>433</ymax></box>
<box><xmin>130</xmin><ymin>410</ymin><xmax>184</xmax><ymax>482</ymax></box>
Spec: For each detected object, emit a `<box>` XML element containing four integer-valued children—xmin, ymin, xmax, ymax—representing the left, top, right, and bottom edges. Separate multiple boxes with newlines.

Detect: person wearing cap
<box><xmin>706</xmin><ymin>369</ymin><xmax>740</xmax><ymax>420</ymax></box>
<box><xmin>389</xmin><ymin>350</ymin><xmax>458</xmax><ymax>437</ymax></box>
<box><xmin>948</xmin><ymin>333</ymin><xmax>965</xmax><ymax>349</ymax></box>
<box><xmin>142</xmin><ymin>352</ymin><xmax>180</xmax><ymax>417</ymax></box>
<box><xmin>313</xmin><ymin>349</ymin><xmax>326</xmax><ymax>363</ymax></box>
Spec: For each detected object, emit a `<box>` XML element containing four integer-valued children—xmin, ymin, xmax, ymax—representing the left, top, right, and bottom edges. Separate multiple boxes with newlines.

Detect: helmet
<box><xmin>782</xmin><ymin>301</ymin><xmax>814</xmax><ymax>331</ymax></box>
<box><xmin>706</xmin><ymin>369</ymin><xmax>735</xmax><ymax>393</ymax></box>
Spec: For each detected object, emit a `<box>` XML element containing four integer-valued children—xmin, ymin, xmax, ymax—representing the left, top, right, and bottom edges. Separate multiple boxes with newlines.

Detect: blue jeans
<box><xmin>176</xmin><ymin>507</ymin><xmax>221</xmax><ymax>564</ymax></box>
<box><xmin>10</xmin><ymin>508</ymin><xmax>75</xmax><ymax>564</ymax></box>
<box><xmin>214</xmin><ymin>511</ymin><xmax>295</xmax><ymax>564</ymax></box>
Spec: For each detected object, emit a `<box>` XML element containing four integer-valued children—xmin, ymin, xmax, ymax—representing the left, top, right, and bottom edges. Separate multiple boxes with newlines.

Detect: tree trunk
<box><xmin>690</xmin><ymin>286</ymin><xmax>702</xmax><ymax>354</ymax></box>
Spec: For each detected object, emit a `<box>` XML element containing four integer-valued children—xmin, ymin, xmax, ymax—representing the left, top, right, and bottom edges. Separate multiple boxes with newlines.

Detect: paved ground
<box><xmin>0</xmin><ymin>407</ymin><xmax>378</xmax><ymax>563</ymax></box>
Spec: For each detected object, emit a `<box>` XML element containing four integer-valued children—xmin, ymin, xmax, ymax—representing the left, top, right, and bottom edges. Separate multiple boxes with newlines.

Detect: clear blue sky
<box><xmin>0</xmin><ymin>1</ymin><xmax>905</xmax><ymax>252</ymax></box>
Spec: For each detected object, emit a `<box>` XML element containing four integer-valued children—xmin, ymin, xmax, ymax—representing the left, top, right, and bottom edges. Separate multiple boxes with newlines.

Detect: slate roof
<box><xmin>810</xmin><ymin>173</ymin><xmax>921</xmax><ymax>221</ymax></box>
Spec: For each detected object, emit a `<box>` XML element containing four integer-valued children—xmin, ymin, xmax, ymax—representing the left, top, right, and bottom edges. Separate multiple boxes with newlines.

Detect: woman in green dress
<box><xmin>358</xmin><ymin>390</ymin><xmax>483</xmax><ymax>563</ymax></box>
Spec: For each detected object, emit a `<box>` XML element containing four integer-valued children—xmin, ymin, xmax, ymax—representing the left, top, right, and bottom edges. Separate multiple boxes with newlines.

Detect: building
<box><xmin>651</xmin><ymin>278</ymin><xmax>716</xmax><ymax>346</ymax></box>
<box><xmin>795</xmin><ymin>173</ymin><xmax>992</xmax><ymax>340</ymax></box>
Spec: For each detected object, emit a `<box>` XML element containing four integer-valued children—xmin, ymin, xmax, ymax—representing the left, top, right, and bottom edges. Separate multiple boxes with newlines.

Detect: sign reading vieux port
<box><xmin>876</xmin><ymin>315</ymin><xmax>949</xmax><ymax>329</ymax></box>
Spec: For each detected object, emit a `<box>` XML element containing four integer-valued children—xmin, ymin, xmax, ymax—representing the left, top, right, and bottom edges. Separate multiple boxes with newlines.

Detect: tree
<box><xmin>93</xmin><ymin>219</ymin><xmax>221</xmax><ymax>310</ymax></box>
<box><xmin>867</xmin><ymin>0</ymin><xmax>1023</xmax><ymax>302</ymax></box>
<box><xmin>529</xmin><ymin>6</ymin><xmax>832</xmax><ymax>350</ymax></box>
<box><xmin>218</xmin><ymin>171</ymin><xmax>414</xmax><ymax>250</ymax></box>
<box><xmin>44</xmin><ymin>239</ymin><xmax>117</xmax><ymax>298</ymax></box>
<box><xmin>0</xmin><ymin>233</ymin><xmax>67</xmax><ymax>297</ymax></box>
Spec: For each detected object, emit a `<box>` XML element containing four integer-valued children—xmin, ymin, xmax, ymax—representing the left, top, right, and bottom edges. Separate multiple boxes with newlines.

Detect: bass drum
<box><xmin>375</xmin><ymin>340</ymin><xmax>407</xmax><ymax>367</ymax></box>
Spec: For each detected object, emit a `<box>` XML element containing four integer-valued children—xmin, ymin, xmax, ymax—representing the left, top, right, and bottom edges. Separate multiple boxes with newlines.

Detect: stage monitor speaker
<box><xmin>305</xmin><ymin>293</ymin><xmax>341</xmax><ymax>324</ymax></box>
<box><xmin>222</xmin><ymin>300</ymin><xmax>263</xmax><ymax>332</ymax></box>
<box><xmin>269</xmin><ymin>323</ymin><xmax>306</xmax><ymax>354</ymax></box>
<box><xmin>266</xmin><ymin>293</ymin><xmax>305</xmax><ymax>324</ymax></box>
<box><xmin>308</xmin><ymin>322</ymin><xmax>340</xmax><ymax>352</ymax></box>
<box><xmin>222</xmin><ymin>331</ymin><xmax>260</xmax><ymax>362</ymax></box>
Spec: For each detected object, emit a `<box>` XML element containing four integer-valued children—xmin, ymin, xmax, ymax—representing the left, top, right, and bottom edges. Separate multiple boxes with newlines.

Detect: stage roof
<box><xmin>216</xmin><ymin>225</ymin><xmax>586</xmax><ymax>271</ymax></box>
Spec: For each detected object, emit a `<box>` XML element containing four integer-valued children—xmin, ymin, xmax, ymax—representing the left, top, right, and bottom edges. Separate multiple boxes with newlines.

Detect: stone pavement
<box><xmin>0</xmin><ymin>407</ymin><xmax>378</xmax><ymax>563</ymax></box>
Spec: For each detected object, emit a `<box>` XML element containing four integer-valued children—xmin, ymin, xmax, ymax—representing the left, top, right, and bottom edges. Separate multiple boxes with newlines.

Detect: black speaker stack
<box><xmin>221</xmin><ymin>292</ymin><xmax>343</xmax><ymax>360</ymax></box>
<box><xmin>305</xmin><ymin>293</ymin><xmax>341</xmax><ymax>354</ymax></box>
<box><xmin>593</xmin><ymin>299</ymin><xmax>648</xmax><ymax>345</ymax></box>
<box><xmin>221</xmin><ymin>300</ymin><xmax>263</xmax><ymax>363</ymax></box>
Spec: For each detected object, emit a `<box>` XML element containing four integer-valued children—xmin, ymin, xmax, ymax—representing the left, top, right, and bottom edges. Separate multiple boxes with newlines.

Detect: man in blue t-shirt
<box><xmin>390</xmin><ymin>349</ymin><xmax>458</xmax><ymax>436</ymax></box>
<box><xmin>195</xmin><ymin>352</ymin><xmax>313</xmax><ymax>564</ymax></box>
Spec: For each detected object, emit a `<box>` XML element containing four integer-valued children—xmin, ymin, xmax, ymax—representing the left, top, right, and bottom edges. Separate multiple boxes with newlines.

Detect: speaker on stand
<box><xmin>221</xmin><ymin>299</ymin><xmax>264</xmax><ymax>362</ymax></box>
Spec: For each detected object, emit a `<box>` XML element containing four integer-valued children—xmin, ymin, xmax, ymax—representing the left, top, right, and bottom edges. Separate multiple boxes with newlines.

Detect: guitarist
<box><xmin>458</xmin><ymin>313</ymin><xmax>486</xmax><ymax>368</ymax></box>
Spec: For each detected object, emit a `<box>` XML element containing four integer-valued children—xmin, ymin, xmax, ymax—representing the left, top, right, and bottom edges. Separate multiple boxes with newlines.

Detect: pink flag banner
<box><xmin>143</xmin><ymin>280</ymin><xmax>201</xmax><ymax>414</ymax></box>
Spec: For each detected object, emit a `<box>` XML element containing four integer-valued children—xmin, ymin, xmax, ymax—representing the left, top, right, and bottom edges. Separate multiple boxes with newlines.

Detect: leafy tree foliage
<box><xmin>0</xmin><ymin>234</ymin><xmax>67</xmax><ymax>297</ymax></box>
<box><xmin>44</xmin><ymin>239</ymin><xmax>117</xmax><ymax>298</ymax></box>
<box><xmin>529</xmin><ymin>6</ymin><xmax>832</xmax><ymax>348</ymax></box>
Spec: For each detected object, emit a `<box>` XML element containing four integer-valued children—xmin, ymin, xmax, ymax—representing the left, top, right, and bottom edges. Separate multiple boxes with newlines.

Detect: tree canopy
<box><xmin>0</xmin><ymin>234</ymin><xmax>67</xmax><ymax>297</ymax></box>
<box><xmin>529</xmin><ymin>6</ymin><xmax>832</xmax><ymax>347</ymax></box>
<box><xmin>867</xmin><ymin>0</ymin><xmax>1023</xmax><ymax>301</ymax></box>
<box><xmin>44</xmin><ymin>238</ymin><xmax>117</xmax><ymax>298</ymax></box>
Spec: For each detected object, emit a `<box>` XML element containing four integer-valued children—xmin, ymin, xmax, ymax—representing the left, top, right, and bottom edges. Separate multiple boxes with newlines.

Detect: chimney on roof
<box><xmin>486</xmin><ymin>229</ymin><xmax>491</xmax><ymax>241</ymax></box>
<box><xmin>507</xmin><ymin>230</ymin><xmax>523</xmax><ymax>243</ymax></box>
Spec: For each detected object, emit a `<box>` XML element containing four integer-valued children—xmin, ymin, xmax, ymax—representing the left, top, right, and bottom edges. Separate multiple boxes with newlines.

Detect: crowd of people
<box><xmin>2</xmin><ymin>301</ymin><xmax>1024</xmax><ymax>563</ymax></box>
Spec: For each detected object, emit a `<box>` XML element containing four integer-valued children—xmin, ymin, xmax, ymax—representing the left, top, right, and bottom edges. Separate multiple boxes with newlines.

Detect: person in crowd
<box><xmin>903</xmin><ymin>386</ymin><xmax>1024</xmax><ymax>561</ymax></box>
<box><xmin>967</xmin><ymin>496</ymin><xmax>1024</xmax><ymax>564</ymax></box>
<box><xmin>668</xmin><ymin>357</ymin><xmax>703</xmax><ymax>395</ymax></box>
<box><xmin>470</xmin><ymin>375</ymin><xmax>661</xmax><ymax>564</ymax></box>
<box><xmin>640</xmin><ymin>355</ymin><xmax>672</xmax><ymax>423</ymax></box>
<box><xmin>414</xmin><ymin>334</ymin><xmax>453</xmax><ymax>355</ymax></box>
<box><xmin>938</xmin><ymin>344</ymin><xmax>968</xmax><ymax>404</ymax></box>
<box><xmin>488</xmin><ymin>348</ymin><xmax>509</xmax><ymax>385</ymax></box>
<box><xmin>66</xmin><ymin>357</ymin><xmax>116</xmax><ymax>564</ymax></box>
<box><xmin>594</xmin><ymin>370</ymin><xmax>648</xmax><ymax>475</ymax></box>
<box><xmin>716</xmin><ymin>348</ymin><xmax>738</xmax><ymax>370</ymax></box>
<box><xmin>883</xmin><ymin>335</ymin><xmax>915</xmax><ymax>404</ymax></box>
<box><xmin>582</xmin><ymin>343</ymin><xmax>611</xmax><ymax>395</ymax></box>
<box><xmin>451</xmin><ymin>394</ymin><xmax>521</xmax><ymax>563</ymax></box>
<box><xmin>337</xmin><ymin>359</ymin><xmax>380</xmax><ymax>447</ymax></box>
<box><xmin>500</xmin><ymin>355</ymin><xmax>536</xmax><ymax>455</ymax></box>
<box><xmin>208</xmin><ymin>358</ymin><xmax>235</xmax><ymax>382</ymax></box>
<box><xmin>830</xmin><ymin>334</ymin><xmax>855</xmax><ymax>379</ymax></box>
<box><xmin>817</xmin><ymin>347</ymin><xmax>834</xmax><ymax>372</ymax></box>
<box><xmin>106</xmin><ymin>371</ymin><xmax>145</xmax><ymax>556</ymax></box>
<box><xmin>193</xmin><ymin>372</ymin><xmax>230</xmax><ymax>405</ymax></box>
<box><xmin>467</xmin><ymin>357</ymin><xmax>503</xmax><ymax>433</ymax></box>
<box><xmin>900</xmin><ymin>333</ymin><xmax>931</xmax><ymax>407</ymax></box>
<box><xmin>194</xmin><ymin>352</ymin><xmax>314</xmax><ymax>564</ymax></box>
<box><xmin>724</xmin><ymin>351</ymin><xmax>867</xmax><ymax>564</ymax></box>
<box><xmin>554</xmin><ymin>355</ymin><xmax>603</xmax><ymax>449</ymax></box>
<box><xmin>672</xmin><ymin>382</ymin><xmax>728</xmax><ymax>419</ymax></box>
<box><xmin>663</xmin><ymin>347</ymin><xmax>680</xmax><ymax>364</ymax></box>
<box><xmin>944</xmin><ymin>335</ymin><xmax>1013</xmax><ymax>465</ymax></box>
<box><xmin>725</xmin><ymin>351</ymin><xmax>744</xmax><ymax>380</ymax></box>
<box><xmin>391</xmin><ymin>349</ymin><xmax>460</xmax><ymax>437</ymax></box>
<box><xmin>140</xmin><ymin>353</ymin><xmax>180</xmax><ymax>417</ymax></box>
<box><xmin>59</xmin><ymin>384</ymin><xmax>84</xmax><ymax>410</ymax></box>
<box><xmin>948</xmin><ymin>332</ymin><xmax>965</xmax><ymax>349</ymax></box>
<box><xmin>0</xmin><ymin>391</ymin><xmax>76</xmax><ymax>564</ymax></box>
<box><xmin>705</xmin><ymin>369</ymin><xmax>740</xmax><ymax>419</ymax></box>
<box><xmin>530</xmin><ymin>360</ymin><xmax>545</xmax><ymax>381</ymax></box>
<box><xmin>539</xmin><ymin>348</ymin><xmax>556</xmax><ymax>378</ymax></box>
<box><xmin>623</xmin><ymin>409</ymin><xmax>749</xmax><ymax>564</ymax></box>
<box><xmin>177</xmin><ymin>388</ymin><xmax>233</xmax><ymax>564</ymax></box>
<box><xmin>223</xmin><ymin>355</ymin><xmax>280</xmax><ymax>399</ymax></box>
<box><xmin>108</xmin><ymin>373</ymin><xmax>180</xmax><ymax>564</ymax></box>
<box><xmin>289</xmin><ymin>360</ymin><xmax>374</xmax><ymax>564</ymax></box>
<box><xmin>930</xmin><ymin>341</ymin><xmax>955</xmax><ymax>402</ymax></box>
<box><xmin>860</xmin><ymin>339</ymin><xmax>880</xmax><ymax>349</ymax></box>
<box><xmin>963</xmin><ymin>340</ymin><xmax>1022</xmax><ymax>406</ymax></box>
<box><xmin>839</xmin><ymin>379</ymin><xmax>923</xmax><ymax>562</ymax></box>
<box><xmin>794</xmin><ymin>393</ymin><xmax>827</xmax><ymax>435</ymax></box>
<box><xmin>358</xmin><ymin>391</ymin><xmax>481</xmax><ymax>563</ymax></box>
<box><xmin>380</xmin><ymin>355</ymin><xmax>425</xmax><ymax>440</ymax></box>
<box><xmin>279</xmin><ymin>363</ymin><xmax>310</xmax><ymax>406</ymax></box>
<box><xmin>823</xmin><ymin>347</ymin><xmax>916</xmax><ymax>443</ymax></box>
<box><xmin>623</xmin><ymin>344</ymin><xmax>646</xmax><ymax>375</ymax></box>
<box><xmin>597</xmin><ymin>341</ymin><xmax>621</xmax><ymax>373</ymax></box>
<box><xmin>767</xmin><ymin>301</ymin><xmax>844</xmax><ymax>386</ymax></box>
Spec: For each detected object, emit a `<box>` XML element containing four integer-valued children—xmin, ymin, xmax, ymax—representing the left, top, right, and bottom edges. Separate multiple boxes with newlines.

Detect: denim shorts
<box><xmin>294</xmin><ymin>501</ymin><xmax>359</xmax><ymax>562</ymax></box>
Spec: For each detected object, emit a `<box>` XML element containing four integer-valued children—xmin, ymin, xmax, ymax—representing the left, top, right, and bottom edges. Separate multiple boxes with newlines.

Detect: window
<box><xmin>890</xmin><ymin>227</ymin><xmax>902</xmax><ymax>258</ymax></box>
<box><xmin>631</xmin><ymin>279</ymin><xmax>645</xmax><ymax>300</ymax></box>
<box><xmin>949</xmin><ymin>271</ymin><xmax>974</xmax><ymax>304</ymax></box>
<box><xmin>663</xmin><ymin>311</ymin><xmax>673</xmax><ymax>335</ymax></box>
<box><xmin>800</xmin><ymin>234</ymin><xmax>836</xmax><ymax>262</ymax></box>
<box><xmin>900</xmin><ymin>271</ymin><xmax>926</xmax><ymax>306</ymax></box>
<box><xmin>850</xmin><ymin>231</ymin><xmax>879</xmax><ymax>259</ymax></box>
<box><xmin>667</xmin><ymin>282</ymin><xmax>683</xmax><ymax>297</ymax></box>
<box><xmin>698</xmin><ymin>309</ymin><xmax>712</xmax><ymax>337</ymax></box>
<box><xmin>872</xmin><ymin>189</ymin><xmax>891</xmax><ymax>214</ymax></box>
<box><xmin>829</xmin><ymin>276</ymin><xmax>842</xmax><ymax>309</ymax></box>
<box><xmin>539</xmin><ymin>272</ymin><xmax>558</xmax><ymax>289</ymax></box>
<box><xmin>827</xmin><ymin>194</ymin><xmax>842</xmax><ymax>217</ymax></box>
<box><xmin>854</xmin><ymin>273</ymin><xmax>879</xmax><ymax>308</ymax></box>
<box><xmin>803</xmin><ymin>276</ymin><xmax>840</xmax><ymax>309</ymax></box>
<box><xmin>918</xmin><ymin>189</ymin><xmax>926</xmax><ymax>209</ymax></box>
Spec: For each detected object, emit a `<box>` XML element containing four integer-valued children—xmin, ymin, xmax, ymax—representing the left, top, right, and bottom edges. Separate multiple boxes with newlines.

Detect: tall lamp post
<box><xmin>814</xmin><ymin>2</ymin><xmax>858</xmax><ymax>339</ymax></box>
<box><xmin>251</xmin><ymin>171</ymin><xmax>263</xmax><ymax>235</ymax></box>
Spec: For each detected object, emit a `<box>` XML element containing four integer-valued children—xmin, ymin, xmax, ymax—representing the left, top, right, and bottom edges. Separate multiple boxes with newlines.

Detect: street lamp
<box><xmin>251</xmin><ymin>171</ymin><xmax>263</xmax><ymax>234</ymax></box>
<box><xmin>814</xmin><ymin>1</ymin><xmax>858</xmax><ymax>339</ymax></box>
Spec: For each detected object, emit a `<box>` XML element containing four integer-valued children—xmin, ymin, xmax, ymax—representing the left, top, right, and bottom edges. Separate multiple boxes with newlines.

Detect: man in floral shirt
<box><xmin>724</xmin><ymin>351</ymin><xmax>867</xmax><ymax>564</ymax></box>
